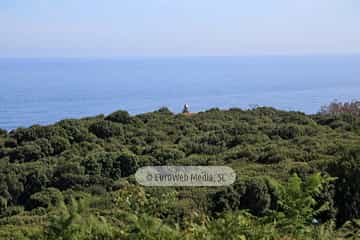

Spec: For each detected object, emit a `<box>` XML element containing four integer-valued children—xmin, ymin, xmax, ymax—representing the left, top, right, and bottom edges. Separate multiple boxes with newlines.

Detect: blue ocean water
<box><xmin>1</xmin><ymin>56</ymin><xmax>359</xmax><ymax>130</ymax></box>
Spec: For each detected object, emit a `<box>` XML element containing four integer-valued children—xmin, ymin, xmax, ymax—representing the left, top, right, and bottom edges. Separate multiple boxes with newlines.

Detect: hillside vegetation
<box><xmin>1</xmin><ymin>107</ymin><xmax>360</xmax><ymax>239</ymax></box>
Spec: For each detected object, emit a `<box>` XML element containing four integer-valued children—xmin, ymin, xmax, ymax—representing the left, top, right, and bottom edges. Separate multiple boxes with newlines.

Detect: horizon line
<box><xmin>1</xmin><ymin>52</ymin><xmax>360</xmax><ymax>60</ymax></box>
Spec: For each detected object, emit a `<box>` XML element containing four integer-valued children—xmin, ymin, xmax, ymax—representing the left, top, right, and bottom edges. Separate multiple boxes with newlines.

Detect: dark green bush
<box><xmin>118</xmin><ymin>151</ymin><xmax>138</xmax><ymax>177</ymax></box>
<box><xmin>257</xmin><ymin>145</ymin><xmax>288</xmax><ymax>164</ymax></box>
<box><xmin>211</xmin><ymin>178</ymin><xmax>271</xmax><ymax>215</ymax></box>
<box><xmin>89</xmin><ymin>121</ymin><xmax>123</xmax><ymax>138</ymax></box>
<box><xmin>151</xmin><ymin>146</ymin><xmax>186</xmax><ymax>164</ymax></box>
<box><xmin>327</xmin><ymin>146</ymin><xmax>360</xmax><ymax>226</ymax></box>
<box><xmin>105</xmin><ymin>110</ymin><xmax>131</xmax><ymax>124</ymax></box>
<box><xmin>4</xmin><ymin>139</ymin><xmax>17</xmax><ymax>148</ymax></box>
<box><xmin>0</xmin><ymin>129</ymin><xmax>7</xmax><ymax>137</ymax></box>
<box><xmin>29</xmin><ymin>188</ymin><xmax>63</xmax><ymax>209</ymax></box>
<box><xmin>34</xmin><ymin>138</ymin><xmax>54</xmax><ymax>156</ymax></box>
<box><xmin>0</xmin><ymin>107</ymin><xmax>359</xmax><ymax>237</ymax></box>
<box><xmin>10</xmin><ymin>125</ymin><xmax>66</xmax><ymax>143</ymax></box>
<box><xmin>82</xmin><ymin>152</ymin><xmax>120</xmax><ymax>179</ymax></box>
<box><xmin>50</xmin><ymin>136</ymin><xmax>70</xmax><ymax>155</ymax></box>
<box><xmin>275</xmin><ymin>124</ymin><xmax>305</xmax><ymax>139</ymax></box>
<box><xmin>57</xmin><ymin>119</ymin><xmax>92</xmax><ymax>143</ymax></box>
<box><xmin>9</xmin><ymin>143</ymin><xmax>43</xmax><ymax>162</ymax></box>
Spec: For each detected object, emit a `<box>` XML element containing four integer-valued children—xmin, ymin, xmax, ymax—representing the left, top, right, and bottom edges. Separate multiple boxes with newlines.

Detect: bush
<box><xmin>29</xmin><ymin>188</ymin><xmax>64</xmax><ymax>209</ymax></box>
<box><xmin>50</xmin><ymin>136</ymin><xmax>70</xmax><ymax>155</ymax></box>
<box><xmin>89</xmin><ymin>121</ymin><xmax>123</xmax><ymax>138</ymax></box>
<box><xmin>327</xmin><ymin>146</ymin><xmax>360</xmax><ymax>226</ymax></box>
<box><xmin>117</xmin><ymin>151</ymin><xmax>139</xmax><ymax>177</ymax></box>
<box><xmin>257</xmin><ymin>145</ymin><xmax>288</xmax><ymax>164</ymax></box>
<box><xmin>34</xmin><ymin>138</ymin><xmax>54</xmax><ymax>156</ymax></box>
<box><xmin>320</xmin><ymin>100</ymin><xmax>360</xmax><ymax>116</ymax></box>
<box><xmin>224</xmin><ymin>145</ymin><xmax>259</xmax><ymax>162</ymax></box>
<box><xmin>151</xmin><ymin>146</ymin><xmax>186</xmax><ymax>164</ymax></box>
<box><xmin>10</xmin><ymin>125</ymin><xmax>66</xmax><ymax>143</ymax></box>
<box><xmin>4</xmin><ymin>139</ymin><xmax>17</xmax><ymax>148</ymax></box>
<box><xmin>241</xmin><ymin>178</ymin><xmax>271</xmax><ymax>215</ymax></box>
<box><xmin>52</xmin><ymin>162</ymin><xmax>86</xmax><ymax>190</ymax></box>
<box><xmin>57</xmin><ymin>119</ymin><xmax>92</xmax><ymax>143</ymax></box>
<box><xmin>275</xmin><ymin>124</ymin><xmax>305</xmax><ymax>139</ymax></box>
<box><xmin>82</xmin><ymin>152</ymin><xmax>120</xmax><ymax>179</ymax></box>
<box><xmin>0</xmin><ymin>129</ymin><xmax>7</xmax><ymax>137</ymax></box>
<box><xmin>0</xmin><ymin>205</ymin><xmax>24</xmax><ymax>217</ymax></box>
<box><xmin>9</xmin><ymin>143</ymin><xmax>43</xmax><ymax>162</ymax></box>
<box><xmin>156</xmin><ymin>107</ymin><xmax>173</xmax><ymax>115</ymax></box>
<box><xmin>232</xmin><ymin>133</ymin><xmax>270</xmax><ymax>146</ymax></box>
<box><xmin>105</xmin><ymin>110</ymin><xmax>131</xmax><ymax>124</ymax></box>
<box><xmin>211</xmin><ymin>178</ymin><xmax>271</xmax><ymax>215</ymax></box>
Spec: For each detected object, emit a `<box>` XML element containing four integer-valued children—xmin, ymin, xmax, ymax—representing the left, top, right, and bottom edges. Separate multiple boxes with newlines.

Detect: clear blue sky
<box><xmin>1</xmin><ymin>0</ymin><xmax>359</xmax><ymax>57</ymax></box>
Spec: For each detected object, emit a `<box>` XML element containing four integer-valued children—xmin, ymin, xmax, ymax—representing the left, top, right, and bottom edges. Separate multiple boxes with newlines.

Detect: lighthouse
<box><xmin>182</xmin><ymin>104</ymin><xmax>190</xmax><ymax>114</ymax></box>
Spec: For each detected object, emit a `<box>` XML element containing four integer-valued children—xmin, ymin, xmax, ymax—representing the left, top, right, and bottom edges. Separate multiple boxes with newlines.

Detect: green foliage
<box><xmin>10</xmin><ymin>125</ymin><xmax>66</xmax><ymax>144</ymax></box>
<box><xmin>118</xmin><ymin>151</ymin><xmax>139</xmax><ymax>177</ymax></box>
<box><xmin>275</xmin><ymin>123</ymin><xmax>306</xmax><ymax>139</ymax></box>
<box><xmin>29</xmin><ymin>188</ymin><xmax>64</xmax><ymax>209</ymax></box>
<box><xmin>57</xmin><ymin>119</ymin><xmax>93</xmax><ymax>143</ymax></box>
<box><xmin>89</xmin><ymin>120</ymin><xmax>123</xmax><ymax>138</ymax></box>
<box><xmin>337</xmin><ymin>219</ymin><xmax>360</xmax><ymax>239</ymax></box>
<box><xmin>9</xmin><ymin>142</ymin><xmax>43</xmax><ymax>162</ymax></box>
<box><xmin>34</xmin><ymin>138</ymin><xmax>54</xmax><ymax>156</ymax></box>
<box><xmin>212</xmin><ymin>178</ymin><xmax>271</xmax><ymax>215</ymax></box>
<box><xmin>0</xmin><ymin>128</ymin><xmax>7</xmax><ymax>137</ymax></box>
<box><xmin>50</xmin><ymin>136</ymin><xmax>70</xmax><ymax>155</ymax></box>
<box><xmin>266</xmin><ymin>173</ymin><xmax>336</xmax><ymax>236</ymax></box>
<box><xmin>327</xmin><ymin>146</ymin><xmax>360</xmax><ymax>225</ymax></box>
<box><xmin>151</xmin><ymin>145</ymin><xmax>186</xmax><ymax>164</ymax></box>
<box><xmin>4</xmin><ymin>138</ymin><xmax>17</xmax><ymax>148</ymax></box>
<box><xmin>122</xmin><ymin>214</ymin><xmax>183</xmax><ymax>240</ymax></box>
<box><xmin>105</xmin><ymin>110</ymin><xmax>131</xmax><ymax>124</ymax></box>
<box><xmin>42</xmin><ymin>199</ymin><xmax>119</xmax><ymax>240</ymax></box>
<box><xmin>82</xmin><ymin>151</ymin><xmax>120</xmax><ymax>178</ymax></box>
<box><xmin>257</xmin><ymin>144</ymin><xmax>288</xmax><ymax>164</ymax></box>
<box><xmin>0</xmin><ymin>107</ymin><xmax>360</xmax><ymax>239</ymax></box>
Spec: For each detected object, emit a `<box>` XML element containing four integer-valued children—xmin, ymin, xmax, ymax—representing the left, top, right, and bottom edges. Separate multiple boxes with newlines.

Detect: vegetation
<box><xmin>1</xmin><ymin>106</ymin><xmax>360</xmax><ymax>239</ymax></box>
<box><xmin>320</xmin><ymin>100</ymin><xmax>360</xmax><ymax>116</ymax></box>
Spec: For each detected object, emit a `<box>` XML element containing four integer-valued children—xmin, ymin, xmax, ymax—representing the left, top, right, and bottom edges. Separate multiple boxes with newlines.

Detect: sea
<box><xmin>1</xmin><ymin>56</ymin><xmax>359</xmax><ymax>130</ymax></box>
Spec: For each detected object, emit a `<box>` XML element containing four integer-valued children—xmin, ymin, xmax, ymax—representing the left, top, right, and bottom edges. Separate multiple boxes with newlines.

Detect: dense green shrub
<box><xmin>0</xmin><ymin>129</ymin><xmax>7</xmax><ymax>137</ymax></box>
<box><xmin>151</xmin><ymin>146</ymin><xmax>186</xmax><ymax>164</ymax></box>
<box><xmin>89</xmin><ymin>121</ymin><xmax>123</xmax><ymax>138</ymax></box>
<box><xmin>9</xmin><ymin>143</ymin><xmax>43</xmax><ymax>162</ymax></box>
<box><xmin>10</xmin><ymin>125</ymin><xmax>66</xmax><ymax>143</ymax></box>
<box><xmin>34</xmin><ymin>138</ymin><xmax>54</xmax><ymax>156</ymax></box>
<box><xmin>224</xmin><ymin>145</ymin><xmax>259</xmax><ymax>162</ymax></box>
<box><xmin>4</xmin><ymin>138</ymin><xmax>17</xmax><ymax>148</ymax></box>
<box><xmin>82</xmin><ymin>152</ymin><xmax>120</xmax><ymax>179</ymax></box>
<box><xmin>105</xmin><ymin>110</ymin><xmax>131</xmax><ymax>124</ymax></box>
<box><xmin>0</xmin><ymin>107</ymin><xmax>359</xmax><ymax>238</ymax></box>
<box><xmin>57</xmin><ymin>119</ymin><xmax>92</xmax><ymax>143</ymax></box>
<box><xmin>241</xmin><ymin>178</ymin><xmax>271</xmax><ymax>215</ymax></box>
<box><xmin>211</xmin><ymin>178</ymin><xmax>271</xmax><ymax>215</ymax></box>
<box><xmin>29</xmin><ymin>188</ymin><xmax>64</xmax><ymax>209</ymax></box>
<box><xmin>257</xmin><ymin>144</ymin><xmax>288</xmax><ymax>164</ymax></box>
<box><xmin>52</xmin><ymin>162</ymin><xmax>85</xmax><ymax>190</ymax></box>
<box><xmin>327</xmin><ymin>146</ymin><xmax>360</xmax><ymax>226</ymax></box>
<box><xmin>274</xmin><ymin>124</ymin><xmax>305</xmax><ymax>139</ymax></box>
<box><xmin>1</xmin><ymin>205</ymin><xmax>25</xmax><ymax>217</ymax></box>
<box><xmin>232</xmin><ymin>133</ymin><xmax>270</xmax><ymax>146</ymax></box>
<box><xmin>118</xmin><ymin>151</ymin><xmax>139</xmax><ymax>177</ymax></box>
<box><xmin>50</xmin><ymin>136</ymin><xmax>70</xmax><ymax>155</ymax></box>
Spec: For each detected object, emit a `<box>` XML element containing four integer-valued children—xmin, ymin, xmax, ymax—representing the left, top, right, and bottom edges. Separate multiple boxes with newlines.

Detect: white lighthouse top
<box><xmin>183</xmin><ymin>104</ymin><xmax>190</xmax><ymax>113</ymax></box>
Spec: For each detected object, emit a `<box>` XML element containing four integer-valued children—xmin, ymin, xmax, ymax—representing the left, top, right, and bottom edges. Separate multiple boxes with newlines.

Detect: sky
<box><xmin>0</xmin><ymin>0</ymin><xmax>360</xmax><ymax>57</ymax></box>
